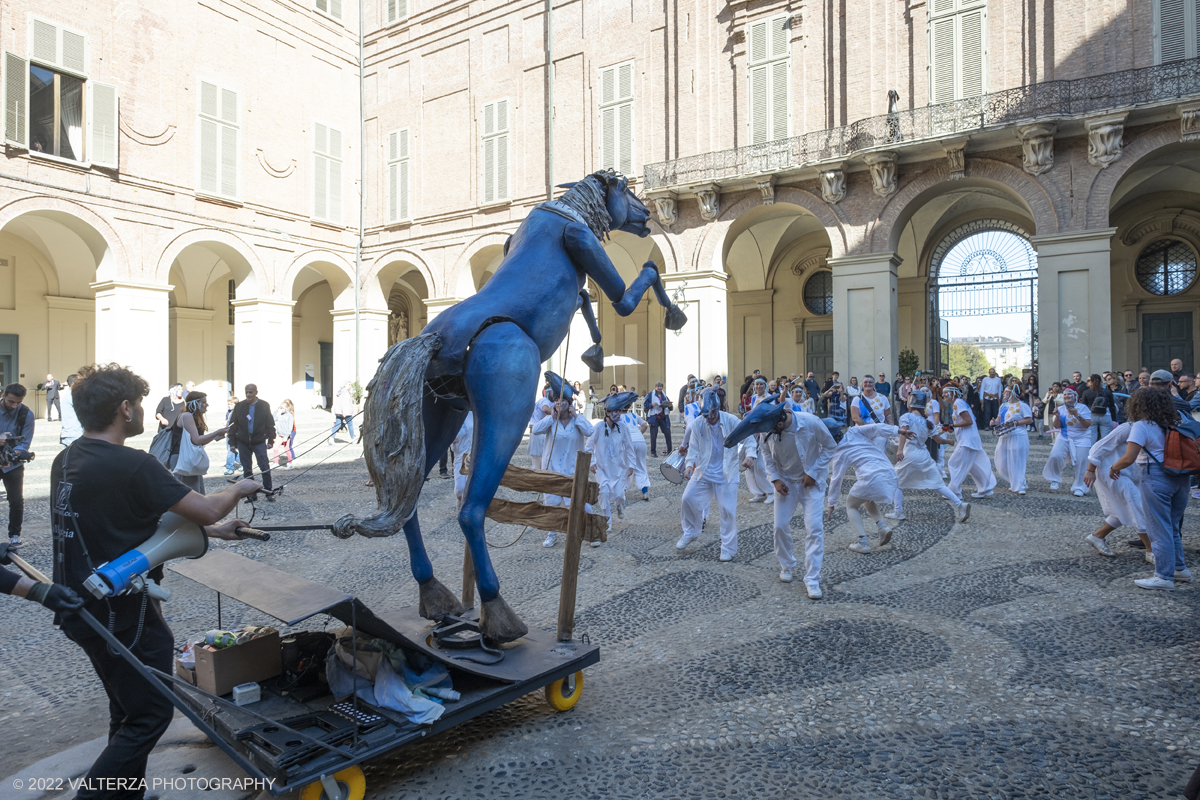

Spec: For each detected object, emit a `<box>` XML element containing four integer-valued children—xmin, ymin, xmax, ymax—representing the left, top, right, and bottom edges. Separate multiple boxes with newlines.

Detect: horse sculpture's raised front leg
<box><xmin>563</xmin><ymin>224</ymin><xmax>687</xmax><ymax>329</ymax></box>
<box><xmin>578</xmin><ymin>290</ymin><xmax>605</xmax><ymax>372</ymax></box>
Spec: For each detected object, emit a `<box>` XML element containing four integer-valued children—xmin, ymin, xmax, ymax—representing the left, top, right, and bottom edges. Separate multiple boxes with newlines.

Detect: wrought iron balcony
<box><xmin>643</xmin><ymin>56</ymin><xmax>1200</xmax><ymax>191</ymax></box>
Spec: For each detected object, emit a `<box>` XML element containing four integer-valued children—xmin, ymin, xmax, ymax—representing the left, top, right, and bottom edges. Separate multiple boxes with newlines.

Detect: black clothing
<box><xmin>228</xmin><ymin>398</ymin><xmax>276</xmax><ymax>446</ymax></box>
<box><xmin>66</xmin><ymin>611</ymin><xmax>175</xmax><ymax>800</ymax></box>
<box><xmin>0</xmin><ymin>563</ymin><xmax>18</xmax><ymax>594</ymax></box>
<box><xmin>648</xmin><ymin>414</ymin><xmax>672</xmax><ymax>455</ymax></box>
<box><xmin>50</xmin><ymin>438</ymin><xmax>190</xmax><ymax>637</ymax></box>
<box><xmin>804</xmin><ymin>379</ymin><xmax>821</xmax><ymax>402</ymax></box>
<box><xmin>46</xmin><ymin>395</ymin><xmax>60</xmax><ymax>421</ymax></box>
<box><xmin>3</xmin><ymin>465</ymin><xmax>23</xmax><ymax>537</ymax></box>
<box><xmin>44</xmin><ymin>379</ymin><xmax>59</xmax><ymax>400</ymax></box>
<box><xmin>238</xmin><ymin>442</ymin><xmax>274</xmax><ymax>490</ymax></box>
<box><xmin>154</xmin><ymin>396</ymin><xmax>184</xmax><ymax>431</ymax></box>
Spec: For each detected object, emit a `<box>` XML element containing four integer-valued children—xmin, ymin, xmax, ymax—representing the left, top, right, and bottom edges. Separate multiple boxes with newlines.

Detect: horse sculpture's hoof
<box><xmin>418</xmin><ymin>577</ymin><xmax>465</xmax><ymax>620</ymax></box>
<box><xmin>664</xmin><ymin>304</ymin><xmax>688</xmax><ymax>331</ymax></box>
<box><xmin>581</xmin><ymin>344</ymin><xmax>605</xmax><ymax>372</ymax></box>
<box><xmin>480</xmin><ymin>595</ymin><xmax>529</xmax><ymax>644</ymax></box>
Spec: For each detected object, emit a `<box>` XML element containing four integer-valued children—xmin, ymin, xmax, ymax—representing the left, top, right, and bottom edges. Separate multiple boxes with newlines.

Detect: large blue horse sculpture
<box><xmin>337</xmin><ymin>170</ymin><xmax>686</xmax><ymax>643</ymax></box>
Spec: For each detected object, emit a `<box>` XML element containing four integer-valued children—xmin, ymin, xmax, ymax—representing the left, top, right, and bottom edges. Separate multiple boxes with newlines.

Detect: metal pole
<box><xmin>355</xmin><ymin>0</ymin><xmax>366</xmax><ymax>386</ymax></box>
<box><xmin>546</xmin><ymin>0</ymin><xmax>554</xmax><ymax>200</ymax></box>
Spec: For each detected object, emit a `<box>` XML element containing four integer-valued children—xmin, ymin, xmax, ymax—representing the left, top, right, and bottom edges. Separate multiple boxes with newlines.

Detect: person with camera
<box><xmin>51</xmin><ymin>364</ymin><xmax>258</xmax><ymax>800</ymax></box>
<box><xmin>643</xmin><ymin>382</ymin><xmax>674</xmax><ymax>456</ymax></box>
<box><xmin>0</xmin><ymin>383</ymin><xmax>34</xmax><ymax>549</ymax></box>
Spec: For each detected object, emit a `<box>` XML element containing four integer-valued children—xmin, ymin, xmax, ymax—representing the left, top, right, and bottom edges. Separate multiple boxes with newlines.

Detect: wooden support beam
<box><xmin>557</xmin><ymin>450</ymin><xmax>593</xmax><ymax>642</ymax></box>
<box><xmin>486</xmin><ymin>497</ymin><xmax>607</xmax><ymax>539</ymax></box>
<box><xmin>461</xmin><ymin>543</ymin><xmax>475</xmax><ymax>610</ymax></box>
<box><xmin>499</xmin><ymin>463</ymin><xmax>599</xmax><ymax>504</ymax></box>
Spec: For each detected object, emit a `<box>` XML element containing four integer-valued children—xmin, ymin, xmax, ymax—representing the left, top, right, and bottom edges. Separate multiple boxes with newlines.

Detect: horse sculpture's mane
<box><xmin>557</xmin><ymin>172</ymin><xmax>613</xmax><ymax>241</ymax></box>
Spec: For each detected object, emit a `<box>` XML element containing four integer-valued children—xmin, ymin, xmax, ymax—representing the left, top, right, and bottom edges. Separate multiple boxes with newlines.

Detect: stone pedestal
<box><xmin>662</xmin><ymin>271</ymin><xmax>728</xmax><ymax>392</ymax></box>
<box><xmin>231</xmin><ymin>298</ymin><xmax>294</xmax><ymax>402</ymax></box>
<box><xmin>332</xmin><ymin>308</ymin><xmax>390</xmax><ymax>389</ymax></box>
<box><xmin>829</xmin><ymin>253</ymin><xmax>899</xmax><ymax>381</ymax></box>
<box><xmin>92</xmin><ymin>281</ymin><xmax>171</xmax><ymax>396</ymax></box>
<box><xmin>1031</xmin><ymin>229</ymin><xmax>1116</xmax><ymax>382</ymax></box>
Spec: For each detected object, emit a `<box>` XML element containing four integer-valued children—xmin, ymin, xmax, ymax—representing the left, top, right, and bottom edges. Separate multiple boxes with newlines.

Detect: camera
<box><xmin>0</xmin><ymin>433</ymin><xmax>34</xmax><ymax>466</ymax></box>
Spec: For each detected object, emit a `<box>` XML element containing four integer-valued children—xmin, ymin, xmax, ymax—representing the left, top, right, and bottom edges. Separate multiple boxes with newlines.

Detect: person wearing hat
<box><xmin>585</xmin><ymin>392</ymin><xmax>638</xmax><ymax>541</ymax></box>
<box><xmin>726</xmin><ymin>399</ymin><xmax>837</xmax><ymax>598</ymax></box>
<box><xmin>620</xmin><ymin>405</ymin><xmax>651</xmax><ymax>502</ymax></box>
<box><xmin>887</xmin><ymin>390</ymin><xmax>969</xmax><ymax>523</ymax></box>
<box><xmin>676</xmin><ymin>390</ymin><xmax>742</xmax><ymax>560</ymax></box>
<box><xmin>990</xmin><ymin>385</ymin><xmax>1034</xmax><ymax>495</ymax></box>
<box><xmin>534</xmin><ymin>393</ymin><xmax>595</xmax><ymax>547</ymax></box>
<box><xmin>828</xmin><ymin>420</ymin><xmax>905</xmax><ymax>554</ymax></box>
<box><xmin>1043</xmin><ymin>386</ymin><xmax>1092</xmax><ymax>495</ymax></box>
<box><xmin>942</xmin><ymin>384</ymin><xmax>998</xmax><ymax>500</ymax></box>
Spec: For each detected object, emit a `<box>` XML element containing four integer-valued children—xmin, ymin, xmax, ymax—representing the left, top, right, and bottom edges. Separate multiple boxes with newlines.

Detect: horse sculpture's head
<box><xmin>558</xmin><ymin>170</ymin><xmax>651</xmax><ymax>240</ymax></box>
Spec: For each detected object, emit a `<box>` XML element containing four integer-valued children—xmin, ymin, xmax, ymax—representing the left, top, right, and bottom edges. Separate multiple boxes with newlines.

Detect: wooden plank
<box><xmin>499</xmin><ymin>463</ymin><xmax>599</xmax><ymax>504</ymax></box>
<box><xmin>484</xmin><ymin>497</ymin><xmax>607</xmax><ymax>539</ymax></box>
<box><xmin>557</xmin><ymin>450</ymin><xmax>595</xmax><ymax>642</ymax></box>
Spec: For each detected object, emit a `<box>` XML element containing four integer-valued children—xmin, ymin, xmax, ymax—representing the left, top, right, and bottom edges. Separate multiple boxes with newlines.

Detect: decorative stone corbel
<box><xmin>652</xmin><ymin>193</ymin><xmax>678</xmax><ymax>226</ymax></box>
<box><xmin>1087</xmin><ymin>113</ymin><xmax>1126</xmax><ymax>169</ymax></box>
<box><xmin>819</xmin><ymin>166</ymin><xmax>846</xmax><ymax>205</ymax></box>
<box><xmin>791</xmin><ymin>248</ymin><xmax>830</xmax><ymax>277</ymax></box>
<box><xmin>696</xmin><ymin>184</ymin><xmax>720</xmax><ymax>221</ymax></box>
<box><xmin>864</xmin><ymin>152</ymin><xmax>898</xmax><ymax>198</ymax></box>
<box><xmin>1180</xmin><ymin>102</ymin><xmax>1200</xmax><ymax>143</ymax></box>
<box><xmin>757</xmin><ymin>177</ymin><xmax>776</xmax><ymax>205</ymax></box>
<box><xmin>942</xmin><ymin>138</ymin><xmax>967</xmax><ymax>180</ymax></box>
<box><xmin>1016</xmin><ymin>123</ymin><xmax>1056</xmax><ymax>176</ymax></box>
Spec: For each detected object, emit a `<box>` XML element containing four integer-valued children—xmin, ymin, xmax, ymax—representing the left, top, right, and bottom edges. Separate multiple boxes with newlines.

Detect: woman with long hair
<box><xmin>170</xmin><ymin>391</ymin><xmax>229</xmax><ymax>493</ymax></box>
<box><xmin>1108</xmin><ymin>388</ymin><xmax>1192</xmax><ymax>590</ymax></box>
<box><xmin>1103</xmin><ymin>372</ymin><xmax>1127</xmax><ymax>424</ymax></box>
<box><xmin>1088</xmin><ymin>373</ymin><xmax>1116</xmax><ymax>444</ymax></box>
<box><xmin>273</xmin><ymin>399</ymin><xmax>297</xmax><ymax>469</ymax></box>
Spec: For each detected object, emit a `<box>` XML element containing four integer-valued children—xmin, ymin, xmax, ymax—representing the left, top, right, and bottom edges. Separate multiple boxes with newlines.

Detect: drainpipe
<box><xmin>355</xmin><ymin>0</ymin><xmax>365</xmax><ymax>385</ymax></box>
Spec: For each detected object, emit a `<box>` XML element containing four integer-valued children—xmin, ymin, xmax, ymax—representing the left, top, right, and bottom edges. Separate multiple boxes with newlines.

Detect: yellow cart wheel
<box><xmin>299</xmin><ymin>765</ymin><xmax>366</xmax><ymax>800</ymax></box>
<box><xmin>544</xmin><ymin>670</ymin><xmax>584</xmax><ymax>711</ymax></box>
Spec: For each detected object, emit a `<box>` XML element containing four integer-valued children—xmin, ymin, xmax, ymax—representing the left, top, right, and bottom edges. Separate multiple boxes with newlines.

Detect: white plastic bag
<box><xmin>173</xmin><ymin>433</ymin><xmax>209</xmax><ymax>477</ymax></box>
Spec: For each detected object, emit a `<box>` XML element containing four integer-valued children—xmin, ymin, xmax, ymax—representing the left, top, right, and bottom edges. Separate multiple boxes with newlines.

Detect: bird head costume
<box><xmin>544</xmin><ymin>371</ymin><xmax>575</xmax><ymax>403</ymax></box>
<box><xmin>723</xmin><ymin>393</ymin><xmax>785</xmax><ymax>447</ymax></box>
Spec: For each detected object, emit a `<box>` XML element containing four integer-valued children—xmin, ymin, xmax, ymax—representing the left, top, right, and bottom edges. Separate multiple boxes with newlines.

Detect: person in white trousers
<box><xmin>887</xmin><ymin>390</ymin><xmax>969</xmax><ymax>524</ymax></box>
<box><xmin>1042</xmin><ymin>388</ymin><xmax>1092</xmax><ymax>496</ymax></box>
<box><xmin>740</xmin><ymin>430</ymin><xmax>775</xmax><ymax>504</ymax></box>
<box><xmin>1081</xmin><ymin>421</ymin><xmax>1152</xmax><ymax>560</ymax></box>
<box><xmin>527</xmin><ymin>386</ymin><xmax>554</xmax><ymax>469</ymax></box>
<box><xmin>533</xmin><ymin>399</ymin><xmax>595</xmax><ymax>547</ymax></box>
<box><xmin>450</xmin><ymin>411</ymin><xmax>474</xmax><ymax>505</ymax></box>
<box><xmin>726</xmin><ymin>399</ymin><xmax>837</xmax><ymax>599</ymax></box>
<box><xmin>620</xmin><ymin>408</ymin><xmax>651</xmax><ymax>501</ymax></box>
<box><xmin>829</xmin><ymin>422</ymin><xmax>905</xmax><ymax>554</ymax></box>
<box><xmin>677</xmin><ymin>391</ymin><xmax>741</xmax><ymax>561</ymax></box>
<box><xmin>990</xmin><ymin>387</ymin><xmax>1033</xmax><ymax>495</ymax></box>
<box><xmin>585</xmin><ymin>392</ymin><xmax>638</xmax><ymax>543</ymax></box>
<box><xmin>942</xmin><ymin>385</ymin><xmax>998</xmax><ymax>500</ymax></box>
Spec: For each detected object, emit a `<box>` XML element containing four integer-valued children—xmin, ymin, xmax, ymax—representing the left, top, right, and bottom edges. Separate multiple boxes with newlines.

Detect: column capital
<box><xmin>661</xmin><ymin>270</ymin><xmax>729</xmax><ymax>290</ymax></box>
<box><xmin>331</xmin><ymin>307</ymin><xmax>390</xmax><ymax>322</ymax></box>
<box><xmin>90</xmin><ymin>279</ymin><xmax>173</xmax><ymax>295</ymax></box>
<box><xmin>827</xmin><ymin>252</ymin><xmax>903</xmax><ymax>275</ymax></box>
<box><xmin>1029</xmin><ymin>228</ymin><xmax>1117</xmax><ymax>254</ymax></box>
<box><xmin>425</xmin><ymin>296</ymin><xmax>461</xmax><ymax>311</ymax></box>
<box><xmin>230</xmin><ymin>297</ymin><xmax>296</xmax><ymax>310</ymax></box>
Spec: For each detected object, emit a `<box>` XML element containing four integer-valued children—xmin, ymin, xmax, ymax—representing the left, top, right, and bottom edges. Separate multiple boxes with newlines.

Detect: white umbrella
<box><xmin>604</xmin><ymin>355</ymin><xmax>643</xmax><ymax>391</ymax></box>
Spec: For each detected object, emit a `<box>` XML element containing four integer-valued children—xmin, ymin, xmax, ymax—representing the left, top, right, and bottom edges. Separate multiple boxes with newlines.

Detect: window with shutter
<box><xmin>88</xmin><ymin>81</ymin><xmax>118</xmax><ymax>168</ymax></box>
<box><xmin>27</xmin><ymin>18</ymin><xmax>87</xmax><ymax>77</ymax></box>
<box><xmin>927</xmin><ymin>0</ymin><xmax>987</xmax><ymax>102</ymax></box>
<box><xmin>386</xmin><ymin>128</ymin><xmax>410</xmax><ymax>223</ymax></box>
<box><xmin>481</xmin><ymin>99</ymin><xmax>510</xmax><ymax>204</ymax></box>
<box><xmin>598</xmin><ymin>60</ymin><xmax>635</xmax><ymax>175</ymax></box>
<box><xmin>198</xmin><ymin>80</ymin><xmax>238</xmax><ymax>200</ymax></box>
<box><xmin>314</xmin><ymin>0</ymin><xmax>342</xmax><ymax>21</ymax></box>
<box><xmin>746</xmin><ymin>16</ymin><xmax>789</xmax><ymax>144</ymax></box>
<box><xmin>22</xmin><ymin>18</ymin><xmax>95</xmax><ymax>162</ymax></box>
<box><xmin>1155</xmin><ymin>0</ymin><xmax>1199</xmax><ymax>63</ymax></box>
<box><xmin>386</xmin><ymin>0</ymin><xmax>409</xmax><ymax>25</ymax></box>
<box><xmin>313</xmin><ymin>122</ymin><xmax>343</xmax><ymax>223</ymax></box>
<box><xmin>3</xmin><ymin>53</ymin><xmax>29</xmax><ymax>148</ymax></box>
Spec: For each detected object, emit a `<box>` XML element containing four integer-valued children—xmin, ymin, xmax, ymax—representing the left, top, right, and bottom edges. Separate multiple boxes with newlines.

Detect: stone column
<box><xmin>828</xmin><ymin>253</ymin><xmax>900</xmax><ymax>381</ymax></box>
<box><xmin>1030</xmin><ymin>229</ymin><xmax>1117</xmax><ymax>382</ymax></box>
<box><xmin>661</xmin><ymin>271</ymin><xmax>729</xmax><ymax>393</ymax></box>
<box><xmin>231</xmin><ymin>298</ymin><xmax>294</xmax><ymax>402</ymax></box>
<box><xmin>92</xmin><ymin>281</ymin><xmax>172</xmax><ymax>396</ymax></box>
<box><xmin>332</xmin><ymin>308</ymin><xmax>390</xmax><ymax>389</ymax></box>
<box><xmin>424</xmin><ymin>297</ymin><xmax>460</xmax><ymax>323</ymax></box>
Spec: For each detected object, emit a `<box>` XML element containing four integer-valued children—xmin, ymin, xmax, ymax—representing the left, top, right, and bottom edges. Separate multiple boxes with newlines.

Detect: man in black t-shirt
<box><xmin>154</xmin><ymin>384</ymin><xmax>185</xmax><ymax>430</ymax></box>
<box><xmin>53</xmin><ymin>365</ymin><xmax>258</xmax><ymax>799</ymax></box>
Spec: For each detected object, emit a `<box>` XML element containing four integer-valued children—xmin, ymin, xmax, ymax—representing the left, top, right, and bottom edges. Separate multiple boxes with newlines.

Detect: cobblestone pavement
<box><xmin>3</xmin><ymin>410</ymin><xmax>1200</xmax><ymax>799</ymax></box>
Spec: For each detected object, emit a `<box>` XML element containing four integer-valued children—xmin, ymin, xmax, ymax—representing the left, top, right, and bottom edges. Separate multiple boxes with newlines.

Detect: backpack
<box><xmin>1147</xmin><ymin>419</ymin><xmax>1200</xmax><ymax>476</ymax></box>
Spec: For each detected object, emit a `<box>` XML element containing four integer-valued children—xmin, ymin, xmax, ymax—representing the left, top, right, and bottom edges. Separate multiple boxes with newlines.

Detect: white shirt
<box><xmin>980</xmin><ymin>376</ymin><xmax>1003</xmax><ymax>398</ymax></box>
<box><xmin>999</xmin><ymin>402</ymin><xmax>1032</xmax><ymax>426</ymax></box>
<box><xmin>951</xmin><ymin>398</ymin><xmax>983</xmax><ymax>451</ymax></box>
<box><xmin>1128</xmin><ymin>420</ymin><xmax>1166</xmax><ymax>465</ymax></box>
<box><xmin>533</xmin><ymin>413</ymin><xmax>594</xmax><ymax>475</ymax></box>
<box><xmin>853</xmin><ymin>392</ymin><xmax>890</xmax><ymax>424</ymax></box>
<box><xmin>620</xmin><ymin>412</ymin><xmax>646</xmax><ymax>446</ymax></box>
<box><xmin>760</xmin><ymin>411</ymin><xmax>837</xmax><ymax>487</ymax></box>
<box><xmin>1089</xmin><ymin>421</ymin><xmax>1131</xmax><ymax>469</ymax></box>
<box><xmin>683</xmin><ymin>402</ymin><xmax>701</xmax><ymax>424</ymax></box>
<box><xmin>683</xmin><ymin>412</ymin><xmax>741</xmax><ymax>484</ymax></box>
<box><xmin>702</xmin><ymin>419</ymin><xmax>726</xmax><ymax>483</ymax></box>
<box><xmin>899</xmin><ymin>411</ymin><xmax>936</xmax><ymax>446</ymax></box>
<box><xmin>1057</xmin><ymin>403</ymin><xmax>1092</xmax><ymax>442</ymax></box>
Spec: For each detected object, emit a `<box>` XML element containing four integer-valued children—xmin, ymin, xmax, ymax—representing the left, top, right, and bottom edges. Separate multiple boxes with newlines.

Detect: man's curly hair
<box><xmin>72</xmin><ymin>363</ymin><xmax>150</xmax><ymax>432</ymax></box>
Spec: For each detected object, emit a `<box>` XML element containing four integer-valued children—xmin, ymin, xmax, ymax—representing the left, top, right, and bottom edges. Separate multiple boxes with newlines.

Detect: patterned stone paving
<box><xmin>3</xmin><ymin>413</ymin><xmax>1199</xmax><ymax>798</ymax></box>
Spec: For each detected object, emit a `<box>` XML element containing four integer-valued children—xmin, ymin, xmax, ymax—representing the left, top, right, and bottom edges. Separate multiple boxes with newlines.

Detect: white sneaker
<box><xmin>1085</xmin><ymin>534</ymin><xmax>1114</xmax><ymax>557</ymax></box>
<box><xmin>642</xmin><ymin>490</ymin><xmax>649</xmax><ymax>501</ymax></box>
<box><xmin>542</xmin><ymin>533</ymin><xmax>557</xmax><ymax>548</ymax></box>
<box><xmin>1192</xmin><ymin>489</ymin><xmax>1200</xmax><ymax>500</ymax></box>
<box><xmin>878</xmin><ymin>526</ymin><xmax>893</xmax><ymax>546</ymax></box>
<box><xmin>1017</xmin><ymin>490</ymin><xmax>1026</xmax><ymax>496</ymax></box>
<box><xmin>884</xmin><ymin>512</ymin><xmax>906</xmax><ymax>521</ymax></box>
<box><xmin>779</xmin><ymin>567</ymin><xmax>793</xmax><ymax>583</ymax></box>
<box><xmin>805</xmin><ymin>581</ymin><xmax>823</xmax><ymax>600</ymax></box>
<box><xmin>675</xmin><ymin>533</ymin><xmax>698</xmax><ymax>550</ymax></box>
<box><xmin>1175</xmin><ymin>569</ymin><xmax>1193</xmax><ymax>583</ymax></box>
<box><xmin>764</xmin><ymin>495</ymin><xmax>774</xmax><ymax>505</ymax></box>
<box><xmin>590</xmin><ymin>540</ymin><xmax>603</xmax><ymax>548</ymax></box>
<box><xmin>719</xmin><ymin>550</ymin><xmax>735</xmax><ymax>562</ymax></box>
<box><xmin>1145</xmin><ymin>551</ymin><xmax>1156</xmax><ymax>565</ymax></box>
<box><xmin>971</xmin><ymin>490</ymin><xmax>994</xmax><ymax>499</ymax></box>
<box><xmin>848</xmin><ymin>541</ymin><xmax>871</xmax><ymax>554</ymax></box>
<box><xmin>956</xmin><ymin>503</ymin><xmax>971</xmax><ymax>523</ymax></box>
<box><xmin>1134</xmin><ymin>576</ymin><xmax>1174</xmax><ymax>591</ymax></box>
<box><xmin>1050</xmin><ymin>482</ymin><xmax>1060</xmax><ymax>491</ymax></box>
<box><xmin>749</xmin><ymin>494</ymin><xmax>766</xmax><ymax>504</ymax></box>
<box><xmin>1072</xmin><ymin>489</ymin><xmax>1085</xmax><ymax>498</ymax></box>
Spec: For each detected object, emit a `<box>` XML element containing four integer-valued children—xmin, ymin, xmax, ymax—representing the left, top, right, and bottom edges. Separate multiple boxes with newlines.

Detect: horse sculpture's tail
<box><xmin>332</xmin><ymin>332</ymin><xmax>442</xmax><ymax>539</ymax></box>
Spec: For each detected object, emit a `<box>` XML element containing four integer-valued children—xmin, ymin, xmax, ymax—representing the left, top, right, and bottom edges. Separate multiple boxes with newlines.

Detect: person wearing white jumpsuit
<box><xmin>527</xmin><ymin>391</ymin><xmax>553</xmax><ymax>469</ymax></box>
<box><xmin>1082</xmin><ymin>421</ymin><xmax>1152</xmax><ymax>561</ymax></box>
<box><xmin>533</xmin><ymin>401</ymin><xmax>595</xmax><ymax>547</ymax></box>
<box><xmin>990</xmin><ymin>388</ymin><xmax>1033</xmax><ymax>495</ymax></box>
<box><xmin>585</xmin><ymin>393</ymin><xmax>637</xmax><ymax>541</ymax></box>
<box><xmin>887</xmin><ymin>390</ymin><xmax>969</xmax><ymax>524</ymax></box>
<box><xmin>786</xmin><ymin>386</ymin><xmax>816</xmax><ymax>416</ymax></box>
<box><xmin>677</xmin><ymin>391</ymin><xmax>741</xmax><ymax>561</ymax></box>
<box><xmin>829</xmin><ymin>423</ymin><xmax>902</xmax><ymax>554</ymax></box>
<box><xmin>450</xmin><ymin>411</ymin><xmax>474</xmax><ymax>504</ymax></box>
<box><xmin>729</xmin><ymin>403</ymin><xmax>837</xmax><ymax>599</ymax></box>
<box><xmin>620</xmin><ymin>410</ymin><xmax>651</xmax><ymax>501</ymax></box>
<box><xmin>943</xmin><ymin>386</ymin><xmax>998</xmax><ymax>500</ymax></box>
<box><xmin>740</xmin><ymin>432</ymin><xmax>775</xmax><ymax>504</ymax></box>
<box><xmin>1042</xmin><ymin>388</ymin><xmax>1092</xmax><ymax>496</ymax></box>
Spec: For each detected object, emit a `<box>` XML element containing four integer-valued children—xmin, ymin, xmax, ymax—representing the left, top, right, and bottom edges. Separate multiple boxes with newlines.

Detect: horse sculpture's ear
<box><xmin>555</xmin><ymin>182</ymin><xmax>578</xmax><ymax>190</ymax></box>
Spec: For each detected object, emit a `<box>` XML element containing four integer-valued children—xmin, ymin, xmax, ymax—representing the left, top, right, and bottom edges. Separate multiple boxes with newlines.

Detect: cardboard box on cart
<box><xmin>175</xmin><ymin>631</ymin><xmax>283</xmax><ymax>696</ymax></box>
